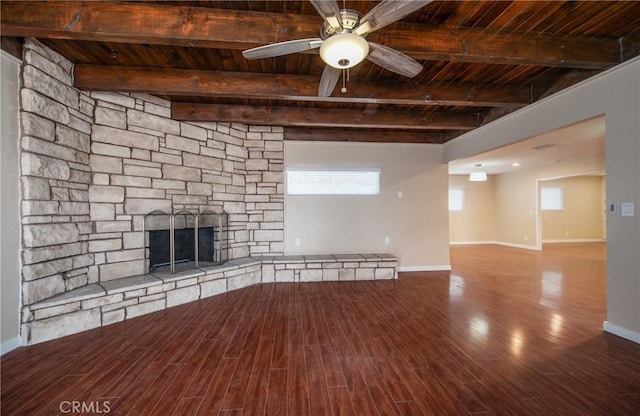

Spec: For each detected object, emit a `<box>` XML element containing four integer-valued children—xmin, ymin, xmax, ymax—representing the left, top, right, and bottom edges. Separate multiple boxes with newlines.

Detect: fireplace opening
<box><xmin>144</xmin><ymin>210</ymin><xmax>228</xmax><ymax>274</ymax></box>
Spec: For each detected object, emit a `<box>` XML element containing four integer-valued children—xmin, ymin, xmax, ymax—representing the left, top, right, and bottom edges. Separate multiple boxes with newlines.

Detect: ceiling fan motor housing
<box><xmin>321</xmin><ymin>9</ymin><xmax>365</xmax><ymax>38</ymax></box>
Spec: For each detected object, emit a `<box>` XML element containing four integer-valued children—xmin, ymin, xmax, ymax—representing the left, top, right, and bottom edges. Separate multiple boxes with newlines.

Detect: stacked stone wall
<box><xmin>20</xmin><ymin>40</ymin><xmax>95</xmax><ymax>305</ymax></box>
<box><xmin>19</xmin><ymin>39</ymin><xmax>284</xmax><ymax>308</ymax></box>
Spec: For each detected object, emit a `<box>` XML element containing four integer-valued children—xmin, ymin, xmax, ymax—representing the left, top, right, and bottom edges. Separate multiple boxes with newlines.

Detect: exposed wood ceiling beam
<box><xmin>284</xmin><ymin>128</ymin><xmax>448</xmax><ymax>144</ymax></box>
<box><xmin>74</xmin><ymin>65</ymin><xmax>530</xmax><ymax>108</ymax></box>
<box><xmin>533</xmin><ymin>69</ymin><xmax>600</xmax><ymax>101</ymax></box>
<box><xmin>1</xmin><ymin>1</ymin><xmax>620</xmax><ymax>69</ymax></box>
<box><xmin>172</xmin><ymin>103</ymin><xmax>479</xmax><ymax>130</ymax></box>
<box><xmin>0</xmin><ymin>36</ymin><xmax>22</xmax><ymax>60</ymax></box>
<box><xmin>481</xmin><ymin>107</ymin><xmax>521</xmax><ymax>126</ymax></box>
<box><xmin>621</xmin><ymin>30</ymin><xmax>640</xmax><ymax>61</ymax></box>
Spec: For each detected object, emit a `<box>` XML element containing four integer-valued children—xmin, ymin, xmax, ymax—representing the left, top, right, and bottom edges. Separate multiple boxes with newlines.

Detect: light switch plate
<box><xmin>621</xmin><ymin>202</ymin><xmax>635</xmax><ymax>217</ymax></box>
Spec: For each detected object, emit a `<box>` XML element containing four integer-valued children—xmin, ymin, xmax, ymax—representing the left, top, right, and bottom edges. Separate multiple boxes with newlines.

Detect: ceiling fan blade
<box><xmin>354</xmin><ymin>0</ymin><xmax>433</xmax><ymax>35</ymax></box>
<box><xmin>309</xmin><ymin>0</ymin><xmax>342</xmax><ymax>30</ymax></box>
<box><xmin>242</xmin><ymin>38</ymin><xmax>323</xmax><ymax>60</ymax></box>
<box><xmin>318</xmin><ymin>66</ymin><xmax>341</xmax><ymax>97</ymax></box>
<box><xmin>367</xmin><ymin>42</ymin><xmax>423</xmax><ymax>78</ymax></box>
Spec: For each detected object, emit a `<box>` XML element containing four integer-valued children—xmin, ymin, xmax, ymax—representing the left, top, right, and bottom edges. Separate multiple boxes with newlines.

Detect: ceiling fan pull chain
<box><xmin>341</xmin><ymin>69</ymin><xmax>347</xmax><ymax>94</ymax></box>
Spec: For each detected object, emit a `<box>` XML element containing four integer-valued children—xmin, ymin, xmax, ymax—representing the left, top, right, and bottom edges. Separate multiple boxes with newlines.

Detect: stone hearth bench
<box><xmin>22</xmin><ymin>253</ymin><xmax>398</xmax><ymax>345</ymax></box>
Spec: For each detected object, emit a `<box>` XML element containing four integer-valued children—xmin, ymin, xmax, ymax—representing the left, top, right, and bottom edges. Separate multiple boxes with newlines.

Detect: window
<box><xmin>449</xmin><ymin>188</ymin><xmax>464</xmax><ymax>211</ymax></box>
<box><xmin>541</xmin><ymin>187</ymin><xmax>563</xmax><ymax>210</ymax></box>
<box><xmin>287</xmin><ymin>169</ymin><xmax>380</xmax><ymax>195</ymax></box>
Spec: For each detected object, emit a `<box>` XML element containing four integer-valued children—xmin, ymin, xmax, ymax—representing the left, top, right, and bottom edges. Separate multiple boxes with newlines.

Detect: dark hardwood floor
<box><xmin>2</xmin><ymin>243</ymin><xmax>639</xmax><ymax>415</ymax></box>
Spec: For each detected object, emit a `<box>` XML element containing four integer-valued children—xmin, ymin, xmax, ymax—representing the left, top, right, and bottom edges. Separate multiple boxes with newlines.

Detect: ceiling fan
<box><xmin>242</xmin><ymin>0</ymin><xmax>432</xmax><ymax>97</ymax></box>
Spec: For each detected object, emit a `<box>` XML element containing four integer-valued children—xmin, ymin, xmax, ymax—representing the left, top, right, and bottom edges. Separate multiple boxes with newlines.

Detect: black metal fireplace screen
<box><xmin>144</xmin><ymin>210</ymin><xmax>228</xmax><ymax>274</ymax></box>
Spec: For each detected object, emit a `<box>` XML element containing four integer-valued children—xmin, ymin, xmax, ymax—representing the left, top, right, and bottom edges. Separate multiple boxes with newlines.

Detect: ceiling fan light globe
<box><xmin>319</xmin><ymin>33</ymin><xmax>369</xmax><ymax>69</ymax></box>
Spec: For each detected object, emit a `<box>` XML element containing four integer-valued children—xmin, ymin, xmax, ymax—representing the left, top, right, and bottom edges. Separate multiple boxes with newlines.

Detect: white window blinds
<box><xmin>287</xmin><ymin>169</ymin><xmax>380</xmax><ymax>195</ymax></box>
<box><xmin>449</xmin><ymin>188</ymin><xmax>464</xmax><ymax>211</ymax></box>
<box><xmin>541</xmin><ymin>187</ymin><xmax>563</xmax><ymax>211</ymax></box>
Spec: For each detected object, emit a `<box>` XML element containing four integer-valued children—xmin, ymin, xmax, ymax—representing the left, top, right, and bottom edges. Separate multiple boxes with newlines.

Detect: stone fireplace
<box><xmin>18</xmin><ymin>38</ymin><xmax>285</xmax><ymax>311</ymax></box>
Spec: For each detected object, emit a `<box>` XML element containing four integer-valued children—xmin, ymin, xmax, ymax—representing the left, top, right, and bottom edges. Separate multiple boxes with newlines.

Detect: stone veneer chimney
<box><xmin>18</xmin><ymin>39</ymin><xmax>285</xmax><ymax>310</ymax></box>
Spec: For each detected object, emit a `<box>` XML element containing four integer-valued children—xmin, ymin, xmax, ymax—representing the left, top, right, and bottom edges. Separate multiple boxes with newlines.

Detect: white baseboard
<box><xmin>398</xmin><ymin>265</ymin><xmax>452</xmax><ymax>272</ymax></box>
<box><xmin>603</xmin><ymin>321</ymin><xmax>640</xmax><ymax>344</ymax></box>
<box><xmin>450</xmin><ymin>240</ymin><xmax>541</xmax><ymax>251</ymax></box>
<box><xmin>542</xmin><ymin>238</ymin><xmax>605</xmax><ymax>243</ymax></box>
<box><xmin>449</xmin><ymin>241</ymin><xmax>498</xmax><ymax>246</ymax></box>
<box><xmin>494</xmin><ymin>241</ymin><xmax>541</xmax><ymax>251</ymax></box>
<box><xmin>1</xmin><ymin>336</ymin><xmax>21</xmax><ymax>355</ymax></box>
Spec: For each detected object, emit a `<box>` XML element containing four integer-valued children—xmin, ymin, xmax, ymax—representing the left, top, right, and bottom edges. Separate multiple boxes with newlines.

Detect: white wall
<box><xmin>490</xmin><ymin>158</ymin><xmax>605</xmax><ymax>250</ymax></box>
<box><xmin>450</xmin><ymin>167</ymin><xmax>604</xmax><ymax>247</ymax></box>
<box><xmin>1</xmin><ymin>51</ymin><xmax>22</xmax><ymax>354</ymax></box>
<box><xmin>285</xmin><ymin>141</ymin><xmax>450</xmax><ymax>271</ymax></box>
<box><xmin>541</xmin><ymin>176</ymin><xmax>604</xmax><ymax>242</ymax></box>
<box><xmin>444</xmin><ymin>57</ymin><xmax>640</xmax><ymax>343</ymax></box>
<box><xmin>449</xmin><ymin>174</ymin><xmax>497</xmax><ymax>243</ymax></box>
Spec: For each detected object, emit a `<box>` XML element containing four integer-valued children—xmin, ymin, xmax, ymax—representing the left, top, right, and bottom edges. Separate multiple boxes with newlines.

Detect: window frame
<box><xmin>448</xmin><ymin>187</ymin><xmax>465</xmax><ymax>212</ymax></box>
<box><xmin>540</xmin><ymin>186</ymin><xmax>564</xmax><ymax>211</ymax></box>
<box><xmin>286</xmin><ymin>168</ymin><xmax>381</xmax><ymax>196</ymax></box>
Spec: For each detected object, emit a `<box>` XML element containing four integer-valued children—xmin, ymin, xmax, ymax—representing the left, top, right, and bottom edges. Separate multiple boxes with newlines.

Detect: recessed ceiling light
<box><xmin>512</xmin><ymin>162</ymin><xmax>520</xmax><ymax>167</ymax></box>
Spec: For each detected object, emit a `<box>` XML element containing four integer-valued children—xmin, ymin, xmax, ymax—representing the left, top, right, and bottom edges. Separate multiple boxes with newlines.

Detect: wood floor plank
<box><xmin>368</xmin><ymin>337</ymin><xmax>418</xmax><ymax>403</ymax></box>
<box><xmin>2</xmin><ymin>243</ymin><xmax>640</xmax><ymax>416</ymax></box>
<box><xmin>121</xmin><ymin>362</ymin><xmax>183</xmax><ymax>415</ymax></box>
<box><xmin>327</xmin><ymin>385</ymin><xmax>357</xmax><ymax>416</ymax></box>
<box><xmin>98</xmin><ymin>326</ymin><xmax>190</xmax><ymax>399</ymax></box>
<box><xmin>171</xmin><ymin>397</ymin><xmax>202</xmax><ymax>416</ymax></box>
<box><xmin>395</xmin><ymin>400</ymin><xmax>428</xmax><ymax>416</ymax></box>
<box><xmin>287</xmin><ymin>314</ymin><xmax>311</xmax><ymax>416</ymax></box>
<box><xmin>221</xmin><ymin>303</ymin><xmax>270</xmax><ymax>410</ymax></box>
<box><xmin>265</xmin><ymin>368</ymin><xmax>288</xmax><ymax>416</ymax></box>
<box><xmin>48</xmin><ymin>346</ymin><xmax>149</xmax><ymax>415</ymax></box>
<box><xmin>413</xmin><ymin>368</ymin><xmax>469</xmax><ymax>416</ymax></box>
<box><xmin>358</xmin><ymin>357</ymin><xmax>402</xmax><ymax>416</ymax></box>
<box><xmin>195</xmin><ymin>357</ymin><xmax>239</xmax><ymax>416</ymax></box>
<box><xmin>338</xmin><ymin>356</ymin><xmax>381</xmax><ymax>416</ymax></box>
<box><xmin>268</xmin><ymin>284</ymin><xmax>290</xmax><ymax>371</ymax></box>
<box><xmin>239</xmin><ymin>337</ymin><xmax>275</xmax><ymax>416</ymax></box>
<box><xmin>10</xmin><ymin>374</ymin><xmax>82</xmax><ymax>416</ymax></box>
<box><xmin>304</xmin><ymin>345</ymin><xmax>332</xmax><ymax>416</ymax></box>
<box><xmin>147</xmin><ymin>335</ymin><xmax>218</xmax><ymax>415</ymax></box>
<box><xmin>420</xmin><ymin>360</ymin><xmax>489</xmax><ymax>414</ymax></box>
<box><xmin>185</xmin><ymin>313</ymin><xmax>245</xmax><ymax>398</ymax></box>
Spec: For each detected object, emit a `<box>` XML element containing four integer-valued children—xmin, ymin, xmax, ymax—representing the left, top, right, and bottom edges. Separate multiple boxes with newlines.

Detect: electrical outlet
<box><xmin>294</xmin><ymin>238</ymin><xmax>300</xmax><ymax>247</ymax></box>
<box><xmin>397</xmin><ymin>191</ymin><xmax>403</xmax><ymax>199</ymax></box>
<box><xmin>524</xmin><ymin>235</ymin><xmax>529</xmax><ymax>241</ymax></box>
<box><xmin>384</xmin><ymin>236</ymin><xmax>390</xmax><ymax>245</ymax></box>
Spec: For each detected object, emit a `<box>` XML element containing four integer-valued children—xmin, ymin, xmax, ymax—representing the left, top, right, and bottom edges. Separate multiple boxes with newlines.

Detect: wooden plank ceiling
<box><xmin>2</xmin><ymin>1</ymin><xmax>640</xmax><ymax>144</ymax></box>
